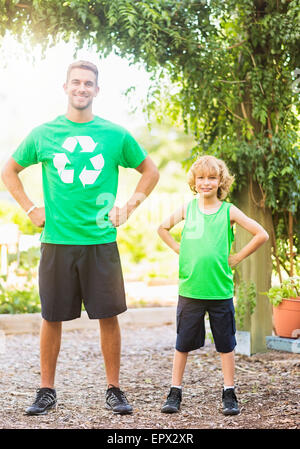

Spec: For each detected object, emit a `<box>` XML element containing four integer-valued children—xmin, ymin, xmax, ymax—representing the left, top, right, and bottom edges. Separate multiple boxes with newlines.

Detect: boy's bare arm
<box><xmin>1</xmin><ymin>157</ymin><xmax>45</xmax><ymax>227</ymax></box>
<box><xmin>229</xmin><ymin>205</ymin><xmax>269</xmax><ymax>267</ymax></box>
<box><xmin>157</xmin><ymin>204</ymin><xmax>187</xmax><ymax>254</ymax></box>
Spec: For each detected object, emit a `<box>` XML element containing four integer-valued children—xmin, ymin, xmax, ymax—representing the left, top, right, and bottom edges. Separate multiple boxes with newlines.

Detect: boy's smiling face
<box><xmin>194</xmin><ymin>168</ymin><xmax>220</xmax><ymax>199</ymax></box>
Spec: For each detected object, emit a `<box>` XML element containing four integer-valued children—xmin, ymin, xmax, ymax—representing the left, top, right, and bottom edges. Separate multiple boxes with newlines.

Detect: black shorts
<box><xmin>39</xmin><ymin>242</ymin><xmax>127</xmax><ymax>322</ymax></box>
<box><xmin>176</xmin><ymin>295</ymin><xmax>236</xmax><ymax>353</ymax></box>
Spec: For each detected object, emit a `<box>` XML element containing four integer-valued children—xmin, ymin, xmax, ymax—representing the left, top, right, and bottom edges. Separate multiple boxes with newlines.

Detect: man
<box><xmin>1</xmin><ymin>60</ymin><xmax>159</xmax><ymax>415</ymax></box>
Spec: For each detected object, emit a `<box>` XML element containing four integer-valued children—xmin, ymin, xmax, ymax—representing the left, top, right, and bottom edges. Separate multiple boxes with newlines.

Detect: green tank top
<box><xmin>178</xmin><ymin>199</ymin><xmax>234</xmax><ymax>299</ymax></box>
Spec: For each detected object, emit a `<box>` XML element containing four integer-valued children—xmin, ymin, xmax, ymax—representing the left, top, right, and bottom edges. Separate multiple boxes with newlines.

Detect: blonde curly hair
<box><xmin>187</xmin><ymin>155</ymin><xmax>234</xmax><ymax>200</ymax></box>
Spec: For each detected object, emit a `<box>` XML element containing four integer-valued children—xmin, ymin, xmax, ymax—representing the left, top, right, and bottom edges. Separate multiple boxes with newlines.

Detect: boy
<box><xmin>157</xmin><ymin>155</ymin><xmax>269</xmax><ymax>415</ymax></box>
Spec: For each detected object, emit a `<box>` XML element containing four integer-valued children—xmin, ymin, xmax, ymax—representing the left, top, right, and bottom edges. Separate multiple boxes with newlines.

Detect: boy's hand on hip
<box><xmin>28</xmin><ymin>207</ymin><xmax>45</xmax><ymax>228</ymax></box>
<box><xmin>228</xmin><ymin>254</ymin><xmax>241</xmax><ymax>267</ymax></box>
<box><xmin>109</xmin><ymin>205</ymin><xmax>128</xmax><ymax>227</ymax></box>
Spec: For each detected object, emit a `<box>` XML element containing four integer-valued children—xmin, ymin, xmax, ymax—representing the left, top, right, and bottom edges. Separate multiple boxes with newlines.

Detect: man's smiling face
<box><xmin>64</xmin><ymin>67</ymin><xmax>99</xmax><ymax>111</ymax></box>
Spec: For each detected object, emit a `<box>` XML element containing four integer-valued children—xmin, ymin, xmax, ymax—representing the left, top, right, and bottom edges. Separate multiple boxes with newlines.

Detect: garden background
<box><xmin>0</xmin><ymin>0</ymin><xmax>299</xmax><ymax>430</ymax></box>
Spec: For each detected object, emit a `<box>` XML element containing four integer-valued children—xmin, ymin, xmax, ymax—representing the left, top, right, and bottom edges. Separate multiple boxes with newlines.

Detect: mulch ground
<box><xmin>0</xmin><ymin>324</ymin><xmax>299</xmax><ymax>430</ymax></box>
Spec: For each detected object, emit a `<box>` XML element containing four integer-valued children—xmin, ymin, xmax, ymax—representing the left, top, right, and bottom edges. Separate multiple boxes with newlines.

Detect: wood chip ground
<box><xmin>0</xmin><ymin>325</ymin><xmax>299</xmax><ymax>429</ymax></box>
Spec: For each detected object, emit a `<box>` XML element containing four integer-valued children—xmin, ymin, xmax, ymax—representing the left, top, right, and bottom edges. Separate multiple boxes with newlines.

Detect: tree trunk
<box><xmin>235</xmin><ymin>181</ymin><xmax>273</xmax><ymax>353</ymax></box>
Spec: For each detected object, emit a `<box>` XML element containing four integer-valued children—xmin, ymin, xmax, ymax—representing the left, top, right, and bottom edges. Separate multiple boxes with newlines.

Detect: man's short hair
<box><xmin>66</xmin><ymin>61</ymin><xmax>99</xmax><ymax>85</ymax></box>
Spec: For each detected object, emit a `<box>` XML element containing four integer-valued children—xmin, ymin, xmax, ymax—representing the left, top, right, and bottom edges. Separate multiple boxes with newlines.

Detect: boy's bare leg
<box><xmin>220</xmin><ymin>350</ymin><xmax>239</xmax><ymax>415</ymax></box>
<box><xmin>40</xmin><ymin>319</ymin><xmax>62</xmax><ymax>388</ymax></box>
<box><xmin>99</xmin><ymin>316</ymin><xmax>121</xmax><ymax>388</ymax></box>
<box><xmin>161</xmin><ymin>350</ymin><xmax>188</xmax><ymax>413</ymax></box>
<box><xmin>171</xmin><ymin>350</ymin><xmax>188</xmax><ymax>386</ymax></box>
<box><xmin>220</xmin><ymin>350</ymin><xmax>235</xmax><ymax>386</ymax></box>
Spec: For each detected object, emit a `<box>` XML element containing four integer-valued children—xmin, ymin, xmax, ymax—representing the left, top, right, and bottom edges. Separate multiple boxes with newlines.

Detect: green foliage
<box><xmin>134</xmin><ymin>122</ymin><xmax>197</xmax><ymax>174</ymax></box>
<box><xmin>263</xmin><ymin>276</ymin><xmax>300</xmax><ymax>307</ymax></box>
<box><xmin>235</xmin><ymin>279</ymin><xmax>257</xmax><ymax>330</ymax></box>
<box><xmin>0</xmin><ymin>277</ymin><xmax>40</xmax><ymax>314</ymax></box>
<box><xmin>274</xmin><ymin>237</ymin><xmax>300</xmax><ymax>278</ymax></box>
<box><xmin>17</xmin><ymin>247</ymin><xmax>40</xmax><ymax>280</ymax></box>
<box><xmin>118</xmin><ymin>220</ymin><xmax>148</xmax><ymax>264</ymax></box>
<box><xmin>117</xmin><ymin>204</ymin><xmax>180</xmax><ymax>280</ymax></box>
<box><xmin>0</xmin><ymin>246</ymin><xmax>41</xmax><ymax>314</ymax></box>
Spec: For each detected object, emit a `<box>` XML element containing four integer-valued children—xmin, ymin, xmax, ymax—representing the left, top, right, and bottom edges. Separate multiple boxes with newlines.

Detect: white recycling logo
<box><xmin>53</xmin><ymin>136</ymin><xmax>104</xmax><ymax>187</ymax></box>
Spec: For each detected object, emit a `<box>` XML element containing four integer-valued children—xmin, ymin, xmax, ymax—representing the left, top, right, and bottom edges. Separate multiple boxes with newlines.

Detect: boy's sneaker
<box><xmin>25</xmin><ymin>388</ymin><xmax>57</xmax><ymax>415</ymax></box>
<box><xmin>222</xmin><ymin>388</ymin><xmax>240</xmax><ymax>415</ymax></box>
<box><xmin>161</xmin><ymin>387</ymin><xmax>182</xmax><ymax>413</ymax></box>
<box><xmin>105</xmin><ymin>385</ymin><xmax>133</xmax><ymax>415</ymax></box>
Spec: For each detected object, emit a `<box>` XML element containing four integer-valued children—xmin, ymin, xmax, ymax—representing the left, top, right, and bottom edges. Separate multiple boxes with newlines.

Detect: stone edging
<box><xmin>0</xmin><ymin>307</ymin><xmax>176</xmax><ymax>335</ymax></box>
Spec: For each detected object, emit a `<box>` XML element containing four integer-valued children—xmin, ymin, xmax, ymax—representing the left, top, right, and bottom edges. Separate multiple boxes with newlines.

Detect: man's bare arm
<box><xmin>1</xmin><ymin>157</ymin><xmax>45</xmax><ymax>227</ymax></box>
<box><xmin>108</xmin><ymin>156</ymin><xmax>159</xmax><ymax>227</ymax></box>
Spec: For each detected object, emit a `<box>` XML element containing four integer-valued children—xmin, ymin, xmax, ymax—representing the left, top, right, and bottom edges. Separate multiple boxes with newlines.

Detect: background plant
<box><xmin>263</xmin><ymin>276</ymin><xmax>300</xmax><ymax>307</ymax></box>
<box><xmin>0</xmin><ymin>276</ymin><xmax>40</xmax><ymax>314</ymax></box>
<box><xmin>235</xmin><ymin>279</ymin><xmax>257</xmax><ymax>330</ymax></box>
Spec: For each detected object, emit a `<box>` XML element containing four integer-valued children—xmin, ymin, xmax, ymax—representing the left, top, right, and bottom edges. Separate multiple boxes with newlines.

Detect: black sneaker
<box><xmin>105</xmin><ymin>386</ymin><xmax>133</xmax><ymax>415</ymax></box>
<box><xmin>25</xmin><ymin>388</ymin><xmax>57</xmax><ymax>415</ymax></box>
<box><xmin>161</xmin><ymin>387</ymin><xmax>182</xmax><ymax>413</ymax></box>
<box><xmin>222</xmin><ymin>388</ymin><xmax>240</xmax><ymax>415</ymax></box>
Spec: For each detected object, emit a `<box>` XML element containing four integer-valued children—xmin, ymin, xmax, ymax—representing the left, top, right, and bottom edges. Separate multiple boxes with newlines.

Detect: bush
<box><xmin>264</xmin><ymin>276</ymin><xmax>300</xmax><ymax>307</ymax></box>
<box><xmin>235</xmin><ymin>280</ymin><xmax>257</xmax><ymax>330</ymax></box>
<box><xmin>117</xmin><ymin>219</ymin><xmax>181</xmax><ymax>280</ymax></box>
<box><xmin>0</xmin><ymin>247</ymin><xmax>41</xmax><ymax>314</ymax></box>
<box><xmin>0</xmin><ymin>278</ymin><xmax>40</xmax><ymax>314</ymax></box>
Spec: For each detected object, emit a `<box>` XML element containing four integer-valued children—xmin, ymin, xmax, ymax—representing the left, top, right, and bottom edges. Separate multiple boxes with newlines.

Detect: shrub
<box><xmin>0</xmin><ymin>278</ymin><xmax>40</xmax><ymax>314</ymax></box>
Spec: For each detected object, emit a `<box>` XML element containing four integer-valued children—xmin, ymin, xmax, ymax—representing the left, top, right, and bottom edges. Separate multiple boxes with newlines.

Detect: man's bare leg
<box><xmin>40</xmin><ymin>319</ymin><xmax>62</xmax><ymax>388</ymax></box>
<box><xmin>25</xmin><ymin>319</ymin><xmax>61</xmax><ymax>415</ymax></box>
<box><xmin>99</xmin><ymin>316</ymin><xmax>121</xmax><ymax>388</ymax></box>
<box><xmin>99</xmin><ymin>316</ymin><xmax>132</xmax><ymax>414</ymax></box>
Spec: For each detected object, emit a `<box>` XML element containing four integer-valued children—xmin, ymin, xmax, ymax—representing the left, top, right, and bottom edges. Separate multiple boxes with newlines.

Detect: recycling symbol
<box><xmin>53</xmin><ymin>136</ymin><xmax>104</xmax><ymax>187</ymax></box>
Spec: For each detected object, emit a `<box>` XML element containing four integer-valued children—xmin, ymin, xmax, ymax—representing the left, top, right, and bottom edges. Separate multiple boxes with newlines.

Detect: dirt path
<box><xmin>0</xmin><ymin>325</ymin><xmax>299</xmax><ymax>429</ymax></box>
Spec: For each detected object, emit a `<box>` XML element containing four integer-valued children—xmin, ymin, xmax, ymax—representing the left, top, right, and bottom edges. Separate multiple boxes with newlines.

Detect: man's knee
<box><xmin>41</xmin><ymin>319</ymin><xmax>62</xmax><ymax>328</ymax></box>
<box><xmin>99</xmin><ymin>315</ymin><xmax>119</xmax><ymax>329</ymax></box>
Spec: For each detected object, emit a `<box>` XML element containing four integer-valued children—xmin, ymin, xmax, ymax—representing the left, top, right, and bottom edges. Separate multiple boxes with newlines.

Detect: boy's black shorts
<box><xmin>39</xmin><ymin>242</ymin><xmax>127</xmax><ymax>322</ymax></box>
<box><xmin>176</xmin><ymin>295</ymin><xmax>236</xmax><ymax>353</ymax></box>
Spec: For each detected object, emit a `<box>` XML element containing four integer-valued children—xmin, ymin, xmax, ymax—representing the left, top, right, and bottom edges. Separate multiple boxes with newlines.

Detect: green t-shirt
<box><xmin>12</xmin><ymin>115</ymin><xmax>147</xmax><ymax>244</ymax></box>
<box><xmin>179</xmin><ymin>199</ymin><xmax>235</xmax><ymax>299</ymax></box>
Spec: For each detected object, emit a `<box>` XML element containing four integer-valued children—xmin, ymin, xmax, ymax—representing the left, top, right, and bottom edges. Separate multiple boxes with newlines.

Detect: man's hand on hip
<box><xmin>108</xmin><ymin>205</ymin><xmax>129</xmax><ymax>227</ymax></box>
<box><xmin>28</xmin><ymin>207</ymin><xmax>46</xmax><ymax>227</ymax></box>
